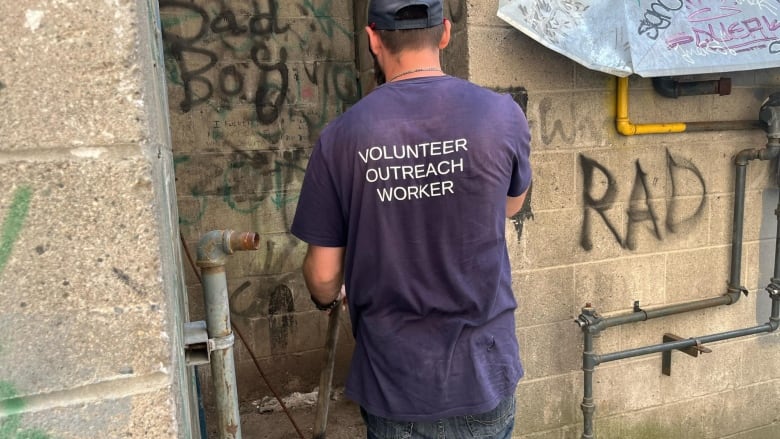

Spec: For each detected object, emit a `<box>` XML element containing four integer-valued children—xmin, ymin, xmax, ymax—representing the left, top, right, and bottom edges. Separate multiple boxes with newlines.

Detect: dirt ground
<box><xmin>203</xmin><ymin>389</ymin><xmax>366</xmax><ymax>439</ymax></box>
<box><xmin>240</xmin><ymin>397</ymin><xmax>366</xmax><ymax>439</ymax></box>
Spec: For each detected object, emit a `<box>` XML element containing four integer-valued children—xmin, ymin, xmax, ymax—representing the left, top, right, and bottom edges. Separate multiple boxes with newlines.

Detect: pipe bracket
<box><xmin>661</xmin><ymin>333</ymin><xmax>712</xmax><ymax>376</ymax></box>
<box><xmin>208</xmin><ymin>332</ymin><xmax>235</xmax><ymax>352</ymax></box>
<box><xmin>767</xmin><ymin>282</ymin><xmax>780</xmax><ymax>297</ymax></box>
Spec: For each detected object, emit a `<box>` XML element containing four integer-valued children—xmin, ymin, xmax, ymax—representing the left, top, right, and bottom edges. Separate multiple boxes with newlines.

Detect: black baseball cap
<box><xmin>368</xmin><ymin>0</ymin><xmax>444</xmax><ymax>30</ymax></box>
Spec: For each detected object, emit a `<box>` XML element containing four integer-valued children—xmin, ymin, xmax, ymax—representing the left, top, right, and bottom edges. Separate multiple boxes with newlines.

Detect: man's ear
<box><xmin>366</xmin><ymin>26</ymin><xmax>382</xmax><ymax>56</ymax></box>
<box><xmin>439</xmin><ymin>18</ymin><xmax>451</xmax><ymax>49</ymax></box>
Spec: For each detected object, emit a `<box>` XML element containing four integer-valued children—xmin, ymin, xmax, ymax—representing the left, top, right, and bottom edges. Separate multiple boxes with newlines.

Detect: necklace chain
<box><xmin>388</xmin><ymin>67</ymin><xmax>442</xmax><ymax>82</ymax></box>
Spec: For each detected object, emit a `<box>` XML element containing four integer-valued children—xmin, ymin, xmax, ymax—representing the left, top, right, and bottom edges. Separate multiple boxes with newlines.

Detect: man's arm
<box><xmin>506</xmin><ymin>189</ymin><xmax>528</xmax><ymax>218</ymax></box>
<box><xmin>302</xmin><ymin>244</ymin><xmax>345</xmax><ymax>306</ymax></box>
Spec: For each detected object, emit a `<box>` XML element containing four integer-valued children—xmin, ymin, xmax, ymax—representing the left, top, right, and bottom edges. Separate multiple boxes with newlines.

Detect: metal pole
<box><xmin>313</xmin><ymin>304</ymin><xmax>343</xmax><ymax>438</ymax></box>
<box><xmin>202</xmin><ymin>265</ymin><xmax>241</xmax><ymax>439</ymax></box>
<box><xmin>197</xmin><ymin>230</ymin><xmax>260</xmax><ymax>439</ymax></box>
<box><xmin>580</xmin><ymin>328</ymin><xmax>596</xmax><ymax>439</ymax></box>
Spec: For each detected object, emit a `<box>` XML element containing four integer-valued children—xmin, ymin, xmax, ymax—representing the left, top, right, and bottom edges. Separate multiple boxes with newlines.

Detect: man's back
<box><xmin>292</xmin><ymin>75</ymin><xmax>531</xmax><ymax>421</ymax></box>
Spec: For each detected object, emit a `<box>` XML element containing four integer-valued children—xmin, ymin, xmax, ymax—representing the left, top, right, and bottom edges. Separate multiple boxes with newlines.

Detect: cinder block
<box><xmin>467</xmin><ymin>0</ymin><xmax>507</xmax><ymax>27</ymax></box>
<box><xmin>709</xmin><ymin>191</ymin><xmax>768</xmax><ymax>247</ymax></box>
<box><xmin>735</xmin><ymin>333</ymin><xmax>780</xmax><ymax>387</ymax></box>
<box><xmin>0</xmin><ymin>0</ymin><xmax>144</xmax><ymax>150</ymax></box>
<box><xmin>592</xmin><ymin>358</ymin><xmax>662</xmax><ymax>416</ymax></box>
<box><xmin>514</xmin><ymin>266</ymin><xmax>576</xmax><ymax>327</ymax></box>
<box><xmin>530</xmin><ymin>151</ymin><xmax>577</xmax><ymax>211</ymax></box>
<box><xmin>0</xmin><ymin>308</ymin><xmax>168</xmax><ymax>395</ymax></box>
<box><xmin>575</xmin><ymin>254</ymin><xmax>666</xmax><ymax>315</ymax></box>
<box><xmin>725</xmin><ymin>422</ymin><xmax>780</xmax><ymax>439</ymax></box>
<box><xmin>574</xmin><ymin>65</ymin><xmax>616</xmax><ymax>91</ymax></box>
<box><xmin>518</xmin><ymin>321</ymin><xmax>582</xmax><ymax>379</ymax></box>
<box><xmin>466</xmin><ymin>27</ymin><xmax>575</xmax><ymax>91</ymax></box>
<box><xmin>666</xmin><ymin>246</ymin><xmax>731</xmax><ymax>303</ymax></box>
<box><xmin>747</xmin><ymin>237</ymin><xmax>780</xmax><ymax>293</ymax></box>
<box><xmin>515</xmin><ymin>373</ymin><xmax>580</xmax><ymax>434</ymax></box>
<box><xmin>711</xmin><ymin>380</ymin><xmax>780</xmax><ymax>437</ymax></box>
<box><xmin>11</xmin><ymin>385</ymin><xmax>176</xmax><ymax>439</ymax></box>
<box><xmin>526</xmin><ymin>91</ymin><xmax>616</xmax><ymax>150</ymax></box>
<box><xmin>0</xmin><ymin>159</ymin><xmax>166</xmax><ymax>312</ymax></box>
<box><xmin>523</xmin><ymin>208</ymin><xmax>625</xmax><ymax>268</ymax></box>
<box><xmin>657</xmin><ymin>339</ymin><xmax>742</xmax><ymax>404</ymax></box>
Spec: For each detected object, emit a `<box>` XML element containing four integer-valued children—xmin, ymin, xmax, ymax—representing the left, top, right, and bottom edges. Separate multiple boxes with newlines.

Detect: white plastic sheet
<box><xmin>497</xmin><ymin>0</ymin><xmax>780</xmax><ymax>77</ymax></box>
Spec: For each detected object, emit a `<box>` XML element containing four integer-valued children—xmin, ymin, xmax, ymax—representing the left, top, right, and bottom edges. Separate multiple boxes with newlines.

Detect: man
<box><xmin>291</xmin><ymin>0</ymin><xmax>531</xmax><ymax>437</ymax></box>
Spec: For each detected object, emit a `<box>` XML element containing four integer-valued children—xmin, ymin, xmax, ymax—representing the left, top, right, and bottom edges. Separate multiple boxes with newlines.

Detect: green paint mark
<box><xmin>0</xmin><ymin>381</ymin><xmax>50</xmax><ymax>438</ymax></box>
<box><xmin>0</xmin><ymin>186</ymin><xmax>32</xmax><ymax>278</ymax></box>
<box><xmin>302</xmin><ymin>0</ymin><xmax>351</xmax><ymax>38</ymax></box>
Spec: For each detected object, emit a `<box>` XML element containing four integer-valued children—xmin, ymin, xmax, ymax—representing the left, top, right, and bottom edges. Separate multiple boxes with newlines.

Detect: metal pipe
<box><xmin>652</xmin><ymin>77</ymin><xmax>731</xmax><ymax>99</ymax></box>
<box><xmin>577</xmin><ymin>113</ymin><xmax>780</xmax><ymax>437</ymax></box>
<box><xmin>615</xmin><ymin>76</ymin><xmax>760</xmax><ymax>136</ymax></box>
<box><xmin>580</xmin><ymin>324</ymin><xmax>596</xmax><ymax>439</ymax></box>
<box><xmin>196</xmin><ymin>230</ymin><xmax>260</xmax><ymax>439</ymax></box>
<box><xmin>598</xmin><ymin>295</ymin><xmax>732</xmax><ymax>331</ymax></box>
<box><xmin>595</xmin><ymin>324</ymin><xmax>774</xmax><ymax>365</ymax></box>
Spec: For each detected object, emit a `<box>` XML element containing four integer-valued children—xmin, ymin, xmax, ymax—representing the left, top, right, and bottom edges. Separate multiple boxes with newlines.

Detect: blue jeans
<box><xmin>360</xmin><ymin>396</ymin><xmax>515</xmax><ymax>439</ymax></box>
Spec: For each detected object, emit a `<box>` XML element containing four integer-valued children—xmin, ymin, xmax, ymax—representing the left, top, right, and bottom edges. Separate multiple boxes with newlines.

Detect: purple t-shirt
<box><xmin>291</xmin><ymin>75</ymin><xmax>531</xmax><ymax>421</ymax></box>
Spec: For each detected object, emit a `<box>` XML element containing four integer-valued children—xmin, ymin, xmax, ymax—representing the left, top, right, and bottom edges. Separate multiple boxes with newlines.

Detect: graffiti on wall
<box><xmin>159</xmin><ymin>0</ymin><xmax>360</xmax><ymax>146</ymax></box>
<box><xmin>579</xmin><ymin>149</ymin><xmax>706</xmax><ymax>251</ymax></box>
<box><xmin>0</xmin><ymin>186</ymin><xmax>50</xmax><ymax>438</ymax></box>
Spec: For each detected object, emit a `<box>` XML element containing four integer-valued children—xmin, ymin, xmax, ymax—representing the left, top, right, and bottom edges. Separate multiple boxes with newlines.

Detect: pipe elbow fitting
<box><xmin>196</xmin><ymin>230</ymin><xmax>260</xmax><ymax>268</ymax></box>
<box><xmin>616</xmin><ymin>118</ymin><xmax>636</xmax><ymax>136</ymax></box>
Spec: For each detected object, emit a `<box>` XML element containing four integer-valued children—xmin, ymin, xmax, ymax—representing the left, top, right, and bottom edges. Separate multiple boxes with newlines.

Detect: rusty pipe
<box><xmin>196</xmin><ymin>230</ymin><xmax>260</xmax><ymax>439</ymax></box>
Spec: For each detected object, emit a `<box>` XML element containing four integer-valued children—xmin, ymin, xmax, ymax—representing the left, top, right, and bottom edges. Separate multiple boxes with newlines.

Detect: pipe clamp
<box><xmin>208</xmin><ymin>333</ymin><xmax>235</xmax><ymax>352</ymax></box>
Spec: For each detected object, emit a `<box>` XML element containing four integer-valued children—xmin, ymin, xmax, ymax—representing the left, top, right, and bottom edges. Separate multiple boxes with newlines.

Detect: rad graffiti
<box><xmin>579</xmin><ymin>150</ymin><xmax>706</xmax><ymax>251</ymax></box>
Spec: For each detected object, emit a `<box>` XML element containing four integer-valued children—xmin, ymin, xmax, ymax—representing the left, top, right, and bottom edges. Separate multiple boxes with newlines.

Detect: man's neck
<box><xmin>383</xmin><ymin>50</ymin><xmax>443</xmax><ymax>83</ymax></box>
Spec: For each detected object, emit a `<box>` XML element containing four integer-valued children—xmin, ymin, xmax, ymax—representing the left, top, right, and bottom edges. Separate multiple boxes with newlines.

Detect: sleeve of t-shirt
<box><xmin>291</xmin><ymin>140</ymin><xmax>347</xmax><ymax>247</ymax></box>
<box><xmin>507</xmin><ymin>99</ymin><xmax>532</xmax><ymax>197</ymax></box>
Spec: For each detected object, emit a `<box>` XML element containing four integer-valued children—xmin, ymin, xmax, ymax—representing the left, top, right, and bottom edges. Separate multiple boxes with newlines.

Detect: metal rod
<box><xmin>313</xmin><ymin>304</ymin><xmax>343</xmax><ymax>438</ymax></box>
<box><xmin>596</xmin><ymin>324</ymin><xmax>773</xmax><ymax>365</ymax></box>
<box><xmin>685</xmin><ymin>121</ymin><xmax>761</xmax><ymax>132</ymax></box>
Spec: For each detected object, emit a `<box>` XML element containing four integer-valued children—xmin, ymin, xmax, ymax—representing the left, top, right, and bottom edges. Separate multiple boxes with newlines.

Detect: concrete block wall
<box><xmin>160</xmin><ymin>0</ymin><xmax>780</xmax><ymax>438</ymax></box>
<box><xmin>0</xmin><ymin>0</ymin><xmax>191</xmax><ymax>438</ymax></box>
<box><xmin>469</xmin><ymin>1</ymin><xmax>780</xmax><ymax>438</ymax></box>
<box><xmin>160</xmin><ymin>0</ymin><xmax>361</xmax><ymax>407</ymax></box>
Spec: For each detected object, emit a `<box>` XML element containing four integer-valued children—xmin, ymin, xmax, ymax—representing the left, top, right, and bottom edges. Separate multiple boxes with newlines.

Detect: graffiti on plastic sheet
<box><xmin>579</xmin><ymin>149</ymin><xmax>706</xmax><ymax>251</ymax></box>
<box><xmin>638</xmin><ymin>0</ymin><xmax>780</xmax><ymax>62</ymax></box>
<box><xmin>159</xmin><ymin>0</ymin><xmax>359</xmax><ymax>144</ymax></box>
<box><xmin>514</xmin><ymin>0</ymin><xmax>590</xmax><ymax>44</ymax></box>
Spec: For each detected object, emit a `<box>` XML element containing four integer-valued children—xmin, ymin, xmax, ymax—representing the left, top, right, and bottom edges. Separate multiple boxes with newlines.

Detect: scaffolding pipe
<box><xmin>196</xmin><ymin>230</ymin><xmax>260</xmax><ymax>439</ymax></box>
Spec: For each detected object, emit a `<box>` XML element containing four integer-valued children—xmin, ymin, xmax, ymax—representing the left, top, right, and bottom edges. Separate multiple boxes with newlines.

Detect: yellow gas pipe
<box><xmin>615</xmin><ymin>76</ymin><xmax>686</xmax><ymax>136</ymax></box>
<box><xmin>615</xmin><ymin>76</ymin><xmax>760</xmax><ymax>136</ymax></box>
